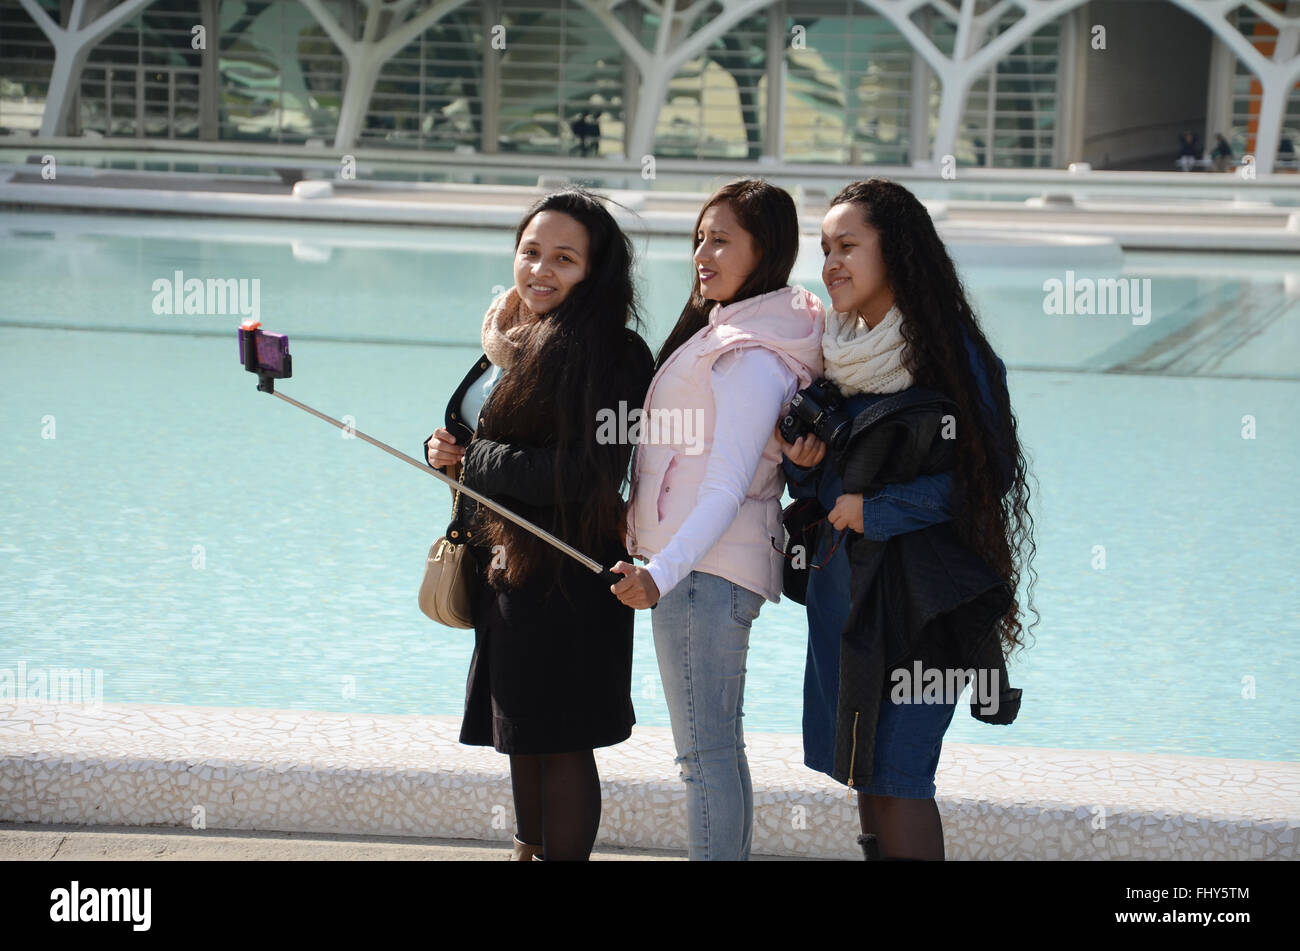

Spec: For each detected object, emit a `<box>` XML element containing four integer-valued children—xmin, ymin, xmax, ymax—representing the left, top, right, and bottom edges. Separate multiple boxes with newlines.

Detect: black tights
<box><xmin>509</xmin><ymin>750</ymin><xmax>601</xmax><ymax>861</ymax></box>
<box><xmin>858</xmin><ymin>793</ymin><xmax>945</xmax><ymax>860</ymax></box>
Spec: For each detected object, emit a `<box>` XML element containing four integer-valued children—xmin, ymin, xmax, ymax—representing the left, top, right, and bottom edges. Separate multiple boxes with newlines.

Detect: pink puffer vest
<box><xmin>629</xmin><ymin>285</ymin><xmax>825</xmax><ymax>602</ymax></box>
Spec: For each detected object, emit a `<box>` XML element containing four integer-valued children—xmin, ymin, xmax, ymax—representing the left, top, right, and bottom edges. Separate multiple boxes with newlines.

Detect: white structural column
<box><xmin>299</xmin><ymin>0</ymin><xmax>473</xmax><ymax>151</ymax></box>
<box><xmin>20</xmin><ymin>0</ymin><xmax>158</xmax><ymax>137</ymax></box>
<box><xmin>198</xmin><ymin>0</ymin><xmax>219</xmax><ymax>140</ymax></box>
<box><xmin>1170</xmin><ymin>0</ymin><xmax>1300</xmax><ymax>174</ymax></box>
<box><xmin>907</xmin><ymin>6</ymin><xmax>933</xmax><ymax>166</ymax></box>
<box><xmin>574</xmin><ymin>0</ymin><xmax>778</xmax><ymax>161</ymax></box>
<box><xmin>619</xmin><ymin>1</ymin><xmax>644</xmax><ymax>156</ymax></box>
<box><xmin>1205</xmin><ymin>35</ymin><xmax>1236</xmax><ymax>149</ymax></box>
<box><xmin>479</xmin><ymin>0</ymin><xmax>501</xmax><ymax>152</ymax></box>
<box><xmin>764</xmin><ymin>0</ymin><xmax>786</xmax><ymax>160</ymax></box>
<box><xmin>1052</xmin><ymin>6</ymin><xmax>1084</xmax><ymax>167</ymax></box>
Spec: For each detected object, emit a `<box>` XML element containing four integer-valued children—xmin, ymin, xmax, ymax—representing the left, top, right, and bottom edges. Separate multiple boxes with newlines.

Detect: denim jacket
<box><xmin>779</xmin><ymin>331</ymin><xmax>1010</xmax><ymax>781</ymax></box>
<box><xmin>782</xmin><ymin>330</ymin><xmax>1007</xmax><ymax>528</ymax></box>
<box><xmin>782</xmin><ymin>391</ymin><xmax>954</xmax><ymax>534</ymax></box>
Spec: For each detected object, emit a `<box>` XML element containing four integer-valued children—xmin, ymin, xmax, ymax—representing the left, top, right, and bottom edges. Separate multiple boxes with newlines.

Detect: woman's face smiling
<box><xmin>514</xmin><ymin>210</ymin><xmax>590</xmax><ymax>314</ymax></box>
<box><xmin>694</xmin><ymin>201</ymin><xmax>759</xmax><ymax>304</ymax></box>
<box><xmin>821</xmin><ymin>202</ymin><xmax>894</xmax><ymax>328</ymax></box>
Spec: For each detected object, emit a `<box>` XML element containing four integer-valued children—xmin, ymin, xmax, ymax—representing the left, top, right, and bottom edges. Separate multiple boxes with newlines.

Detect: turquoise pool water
<box><xmin>2</xmin><ymin>211</ymin><xmax>1298</xmax><ymax>762</ymax></box>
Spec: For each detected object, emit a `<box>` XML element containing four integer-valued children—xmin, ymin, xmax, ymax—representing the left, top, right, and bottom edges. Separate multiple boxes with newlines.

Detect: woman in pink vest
<box><xmin>610</xmin><ymin>179</ymin><xmax>824</xmax><ymax>860</ymax></box>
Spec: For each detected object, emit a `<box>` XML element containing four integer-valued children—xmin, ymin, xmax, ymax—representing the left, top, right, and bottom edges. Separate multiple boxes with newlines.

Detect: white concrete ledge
<box><xmin>3</xmin><ymin>171</ymin><xmax>1299</xmax><ymax>252</ymax></box>
<box><xmin>7</xmin><ymin>136</ymin><xmax>1300</xmax><ymax>195</ymax></box>
<box><xmin>1</xmin><ymin>703</ymin><xmax>1295</xmax><ymax>860</ymax></box>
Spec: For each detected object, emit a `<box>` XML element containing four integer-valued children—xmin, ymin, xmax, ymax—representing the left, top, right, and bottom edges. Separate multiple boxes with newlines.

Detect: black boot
<box><xmin>856</xmin><ymin>833</ymin><xmax>880</xmax><ymax>861</ymax></box>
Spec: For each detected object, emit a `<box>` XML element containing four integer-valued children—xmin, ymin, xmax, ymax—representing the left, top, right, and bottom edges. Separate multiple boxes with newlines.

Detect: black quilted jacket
<box><xmin>423</xmin><ymin>331</ymin><xmax>655</xmax><ymax>549</ymax></box>
<box><xmin>424</xmin><ymin>353</ymin><xmax>594</xmax><ymax>547</ymax></box>
<box><xmin>425</xmin><ymin>353</ymin><xmax>492</xmax><ymax>547</ymax></box>
<box><xmin>829</xmin><ymin>388</ymin><xmax>1020</xmax><ymax>790</ymax></box>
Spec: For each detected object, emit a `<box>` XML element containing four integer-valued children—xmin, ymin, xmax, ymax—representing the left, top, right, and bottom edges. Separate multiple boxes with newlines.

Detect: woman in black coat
<box><xmin>424</xmin><ymin>189</ymin><xmax>654</xmax><ymax>860</ymax></box>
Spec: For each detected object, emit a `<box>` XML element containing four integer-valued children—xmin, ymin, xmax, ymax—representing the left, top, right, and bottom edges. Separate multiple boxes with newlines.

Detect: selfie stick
<box><xmin>239</xmin><ymin>323</ymin><xmax>614</xmax><ymax>581</ymax></box>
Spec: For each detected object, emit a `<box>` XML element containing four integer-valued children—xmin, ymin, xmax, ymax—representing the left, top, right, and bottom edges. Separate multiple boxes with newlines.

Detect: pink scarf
<box><xmin>480</xmin><ymin>287</ymin><xmax>541</xmax><ymax>369</ymax></box>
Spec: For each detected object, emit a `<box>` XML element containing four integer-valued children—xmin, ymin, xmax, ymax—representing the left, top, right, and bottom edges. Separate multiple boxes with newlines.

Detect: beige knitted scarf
<box><xmin>821</xmin><ymin>304</ymin><xmax>913</xmax><ymax>395</ymax></box>
<box><xmin>481</xmin><ymin>287</ymin><xmax>542</xmax><ymax>369</ymax></box>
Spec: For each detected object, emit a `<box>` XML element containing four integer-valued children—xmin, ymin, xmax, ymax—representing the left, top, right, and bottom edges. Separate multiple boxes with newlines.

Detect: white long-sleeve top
<box><xmin>643</xmin><ymin>346</ymin><xmax>798</xmax><ymax>598</ymax></box>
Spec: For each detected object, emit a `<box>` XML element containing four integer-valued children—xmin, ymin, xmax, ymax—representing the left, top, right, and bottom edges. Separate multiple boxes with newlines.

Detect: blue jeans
<box><xmin>652</xmin><ymin>570</ymin><xmax>765</xmax><ymax>861</ymax></box>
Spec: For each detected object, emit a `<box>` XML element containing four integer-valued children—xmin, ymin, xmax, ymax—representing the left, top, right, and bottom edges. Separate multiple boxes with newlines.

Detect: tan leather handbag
<box><xmin>418</xmin><ymin>465</ymin><xmax>475</xmax><ymax>628</ymax></box>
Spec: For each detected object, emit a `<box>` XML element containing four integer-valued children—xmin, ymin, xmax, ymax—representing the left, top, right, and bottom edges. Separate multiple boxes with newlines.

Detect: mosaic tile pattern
<box><xmin>0</xmin><ymin>702</ymin><xmax>1295</xmax><ymax>860</ymax></box>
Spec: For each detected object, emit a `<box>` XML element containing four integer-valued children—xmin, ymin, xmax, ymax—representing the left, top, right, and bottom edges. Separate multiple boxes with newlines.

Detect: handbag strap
<box><xmin>450</xmin><ymin>462</ymin><xmax>464</xmax><ymax>520</ymax></box>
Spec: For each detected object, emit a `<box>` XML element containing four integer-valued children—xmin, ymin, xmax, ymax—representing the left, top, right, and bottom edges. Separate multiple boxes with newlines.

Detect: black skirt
<box><xmin>459</xmin><ymin>543</ymin><xmax>635</xmax><ymax>754</ymax></box>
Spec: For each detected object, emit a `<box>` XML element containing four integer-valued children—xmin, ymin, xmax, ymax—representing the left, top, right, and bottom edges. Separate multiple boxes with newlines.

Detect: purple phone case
<box><xmin>240</xmin><ymin>328</ymin><xmax>290</xmax><ymax>373</ymax></box>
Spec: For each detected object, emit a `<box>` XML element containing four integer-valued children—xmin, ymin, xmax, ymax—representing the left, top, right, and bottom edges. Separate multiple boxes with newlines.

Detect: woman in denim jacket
<box><xmin>779</xmin><ymin>179</ymin><xmax>1036</xmax><ymax>861</ymax></box>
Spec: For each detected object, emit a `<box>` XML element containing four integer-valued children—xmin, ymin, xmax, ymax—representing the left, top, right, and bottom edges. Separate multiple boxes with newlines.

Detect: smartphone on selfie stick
<box><xmin>237</xmin><ymin>320</ymin><xmax>619</xmax><ymax>585</ymax></box>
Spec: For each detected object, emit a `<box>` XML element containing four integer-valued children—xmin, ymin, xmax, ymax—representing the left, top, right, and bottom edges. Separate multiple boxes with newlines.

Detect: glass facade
<box><xmin>654</xmin><ymin>2</ymin><xmax>768</xmax><ymax>160</ymax></box>
<box><xmin>953</xmin><ymin>14</ymin><xmax>1061</xmax><ymax>168</ymax></box>
<box><xmin>210</xmin><ymin>0</ymin><xmax>340</xmax><ymax>143</ymax></box>
<box><xmin>12</xmin><ymin>0</ymin><xmax>348</xmax><ymax>143</ymax></box>
<box><xmin>79</xmin><ymin>0</ymin><xmax>204</xmax><ymax>139</ymax></box>
<box><xmin>783</xmin><ymin>1</ymin><xmax>914</xmax><ymax>165</ymax></box>
<box><xmin>1</xmin><ymin>0</ymin><xmax>1287</xmax><ymax>171</ymax></box>
<box><xmin>497</xmin><ymin>0</ymin><xmax>626</xmax><ymax>156</ymax></box>
<box><xmin>361</xmin><ymin>5</ymin><xmax>482</xmax><ymax>151</ymax></box>
<box><xmin>0</xmin><ymin>0</ymin><xmax>55</xmax><ymax>135</ymax></box>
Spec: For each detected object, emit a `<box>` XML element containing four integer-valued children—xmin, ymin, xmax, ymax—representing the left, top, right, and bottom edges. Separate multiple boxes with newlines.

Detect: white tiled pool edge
<box><xmin>1</xmin><ymin>702</ymin><xmax>1295</xmax><ymax>860</ymax></box>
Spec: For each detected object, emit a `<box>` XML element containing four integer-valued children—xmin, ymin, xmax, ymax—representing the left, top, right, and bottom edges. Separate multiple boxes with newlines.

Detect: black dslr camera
<box><xmin>779</xmin><ymin>378</ymin><xmax>852</xmax><ymax>452</ymax></box>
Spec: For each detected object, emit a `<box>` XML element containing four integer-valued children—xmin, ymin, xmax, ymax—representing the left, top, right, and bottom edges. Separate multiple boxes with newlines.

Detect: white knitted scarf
<box><xmin>821</xmin><ymin>304</ymin><xmax>913</xmax><ymax>395</ymax></box>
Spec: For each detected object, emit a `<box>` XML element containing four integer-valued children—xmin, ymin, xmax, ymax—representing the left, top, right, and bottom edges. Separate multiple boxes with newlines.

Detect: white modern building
<box><xmin>2</xmin><ymin>0</ymin><xmax>1298</xmax><ymax>172</ymax></box>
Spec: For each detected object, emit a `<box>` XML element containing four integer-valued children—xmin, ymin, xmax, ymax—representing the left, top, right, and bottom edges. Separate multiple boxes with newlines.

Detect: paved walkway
<box><xmin>0</xmin><ymin>821</ymin><xmax>801</xmax><ymax>861</ymax></box>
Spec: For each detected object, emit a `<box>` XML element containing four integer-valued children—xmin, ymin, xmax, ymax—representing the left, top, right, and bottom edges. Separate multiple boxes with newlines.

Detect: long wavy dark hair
<box><xmin>655</xmin><ymin>179</ymin><xmax>800</xmax><ymax>368</ymax></box>
<box><xmin>474</xmin><ymin>188</ymin><xmax>645</xmax><ymax>589</ymax></box>
<box><xmin>830</xmin><ymin>179</ymin><xmax>1038</xmax><ymax>655</ymax></box>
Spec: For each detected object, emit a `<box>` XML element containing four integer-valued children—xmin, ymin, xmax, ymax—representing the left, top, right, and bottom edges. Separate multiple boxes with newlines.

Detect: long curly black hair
<box><xmin>474</xmin><ymin>187</ymin><xmax>648</xmax><ymax>589</ymax></box>
<box><xmin>829</xmin><ymin>178</ymin><xmax>1039</xmax><ymax>655</ymax></box>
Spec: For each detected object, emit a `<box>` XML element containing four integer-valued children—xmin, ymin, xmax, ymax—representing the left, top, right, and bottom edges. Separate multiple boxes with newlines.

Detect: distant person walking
<box><xmin>1177</xmin><ymin>131</ymin><xmax>1200</xmax><ymax>171</ymax></box>
<box><xmin>1211</xmin><ymin>133</ymin><xmax>1234</xmax><ymax>172</ymax></box>
<box><xmin>1279</xmin><ymin>135</ymin><xmax>1297</xmax><ymax>170</ymax></box>
<box><xmin>570</xmin><ymin>112</ymin><xmax>600</xmax><ymax>157</ymax></box>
